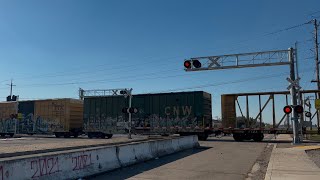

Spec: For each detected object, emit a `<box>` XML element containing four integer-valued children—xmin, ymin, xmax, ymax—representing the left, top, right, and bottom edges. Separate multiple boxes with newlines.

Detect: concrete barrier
<box><xmin>0</xmin><ymin>135</ymin><xmax>198</xmax><ymax>180</ymax></box>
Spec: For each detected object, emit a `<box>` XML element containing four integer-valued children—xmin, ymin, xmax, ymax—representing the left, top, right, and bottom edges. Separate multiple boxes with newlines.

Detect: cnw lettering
<box><xmin>31</xmin><ymin>157</ymin><xmax>60</xmax><ymax>178</ymax></box>
<box><xmin>165</xmin><ymin>106</ymin><xmax>192</xmax><ymax>116</ymax></box>
<box><xmin>72</xmin><ymin>153</ymin><xmax>93</xmax><ymax>171</ymax></box>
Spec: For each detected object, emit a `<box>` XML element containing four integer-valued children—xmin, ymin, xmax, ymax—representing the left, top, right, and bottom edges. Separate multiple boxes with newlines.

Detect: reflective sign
<box><xmin>315</xmin><ymin>99</ymin><xmax>320</xmax><ymax>109</ymax></box>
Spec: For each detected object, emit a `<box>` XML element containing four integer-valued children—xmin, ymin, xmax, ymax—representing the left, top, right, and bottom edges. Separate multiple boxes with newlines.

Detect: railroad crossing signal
<box><xmin>122</xmin><ymin>107</ymin><xmax>138</xmax><ymax>114</ymax></box>
<box><xmin>184</xmin><ymin>60</ymin><xmax>202</xmax><ymax>69</ymax></box>
<box><xmin>283</xmin><ymin>105</ymin><xmax>304</xmax><ymax>114</ymax></box>
<box><xmin>283</xmin><ymin>105</ymin><xmax>292</xmax><ymax>114</ymax></box>
<box><xmin>286</xmin><ymin>77</ymin><xmax>301</xmax><ymax>90</ymax></box>
<box><xmin>294</xmin><ymin>105</ymin><xmax>303</xmax><ymax>114</ymax></box>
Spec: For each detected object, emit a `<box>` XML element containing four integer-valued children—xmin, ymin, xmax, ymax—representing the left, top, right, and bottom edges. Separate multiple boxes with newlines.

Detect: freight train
<box><xmin>3</xmin><ymin>90</ymin><xmax>319</xmax><ymax>141</ymax></box>
<box><xmin>0</xmin><ymin>91</ymin><xmax>213</xmax><ymax>140</ymax></box>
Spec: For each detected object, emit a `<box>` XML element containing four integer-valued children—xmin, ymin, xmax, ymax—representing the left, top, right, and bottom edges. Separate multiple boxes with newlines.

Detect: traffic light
<box><xmin>294</xmin><ymin>105</ymin><xmax>303</xmax><ymax>114</ymax></box>
<box><xmin>184</xmin><ymin>60</ymin><xmax>202</xmax><ymax>69</ymax></box>
<box><xmin>283</xmin><ymin>105</ymin><xmax>292</xmax><ymax>114</ymax></box>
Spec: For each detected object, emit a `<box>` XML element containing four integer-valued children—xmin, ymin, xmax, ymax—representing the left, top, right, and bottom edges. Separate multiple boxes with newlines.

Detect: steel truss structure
<box><xmin>184</xmin><ymin>48</ymin><xmax>305</xmax><ymax>143</ymax></box>
<box><xmin>185</xmin><ymin>49</ymin><xmax>290</xmax><ymax>71</ymax></box>
<box><xmin>79</xmin><ymin>88</ymin><xmax>132</xmax><ymax>99</ymax></box>
<box><xmin>221</xmin><ymin>90</ymin><xmax>320</xmax><ymax>135</ymax></box>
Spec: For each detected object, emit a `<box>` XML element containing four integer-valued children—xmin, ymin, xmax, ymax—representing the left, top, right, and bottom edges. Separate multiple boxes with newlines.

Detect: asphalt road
<box><xmin>90</xmin><ymin>136</ymin><xmax>272</xmax><ymax>180</ymax></box>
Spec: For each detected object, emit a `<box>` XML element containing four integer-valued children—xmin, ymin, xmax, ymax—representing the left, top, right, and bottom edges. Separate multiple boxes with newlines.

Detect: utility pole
<box><xmin>311</xmin><ymin>19</ymin><xmax>320</xmax><ymax>134</ymax></box>
<box><xmin>6</xmin><ymin>79</ymin><xmax>16</xmax><ymax>97</ymax></box>
<box><xmin>314</xmin><ymin>19</ymin><xmax>320</xmax><ymax>94</ymax></box>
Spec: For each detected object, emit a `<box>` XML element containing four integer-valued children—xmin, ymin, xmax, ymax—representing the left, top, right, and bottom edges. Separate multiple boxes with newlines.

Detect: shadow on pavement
<box><xmin>206</xmin><ymin>137</ymin><xmax>320</xmax><ymax>144</ymax></box>
<box><xmin>89</xmin><ymin>146</ymin><xmax>212</xmax><ymax>180</ymax></box>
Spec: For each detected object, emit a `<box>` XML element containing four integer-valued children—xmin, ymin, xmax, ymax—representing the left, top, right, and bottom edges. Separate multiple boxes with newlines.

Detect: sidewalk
<box><xmin>265</xmin><ymin>134</ymin><xmax>320</xmax><ymax>180</ymax></box>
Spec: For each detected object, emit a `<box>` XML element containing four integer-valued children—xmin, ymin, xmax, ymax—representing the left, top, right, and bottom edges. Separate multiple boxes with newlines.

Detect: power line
<box><xmin>149</xmin><ymin>68</ymin><xmax>313</xmax><ymax>93</ymax></box>
<box><xmin>1</xmin><ymin>19</ymin><xmax>315</xmax><ymax>83</ymax></box>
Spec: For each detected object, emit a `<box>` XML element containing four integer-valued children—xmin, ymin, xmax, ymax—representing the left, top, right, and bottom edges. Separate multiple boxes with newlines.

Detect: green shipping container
<box><xmin>83</xmin><ymin>91</ymin><xmax>212</xmax><ymax>136</ymax></box>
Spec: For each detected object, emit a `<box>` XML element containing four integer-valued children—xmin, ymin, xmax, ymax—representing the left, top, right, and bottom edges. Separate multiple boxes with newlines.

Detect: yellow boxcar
<box><xmin>0</xmin><ymin>98</ymin><xmax>83</xmax><ymax>138</ymax></box>
<box><xmin>33</xmin><ymin>99</ymin><xmax>83</xmax><ymax>137</ymax></box>
<box><xmin>0</xmin><ymin>102</ymin><xmax>18</xmax><ymax>137</ymax></box>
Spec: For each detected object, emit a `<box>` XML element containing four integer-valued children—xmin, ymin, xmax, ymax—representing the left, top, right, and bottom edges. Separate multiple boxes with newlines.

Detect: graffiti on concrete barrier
<box><xmin>31</xmin><ymin>157</ymin><xmax>60</xmax><ymax>178</ymax></box>
<box><xmin>0</xmin><ymin>165</ymin><xmax>9</xmax><ymax>180</ymax></box>
<box><xmin>72</xmin><ymin>153</ymin><xmax>93</xmax><ymax>171</ymax></box>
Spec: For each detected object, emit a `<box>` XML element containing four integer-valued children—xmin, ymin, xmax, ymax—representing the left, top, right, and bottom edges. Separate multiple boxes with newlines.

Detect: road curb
<box><xmin>264</xmin><ymin>143</ymin><xmax>277</xmax><ymax>180</ymax></box>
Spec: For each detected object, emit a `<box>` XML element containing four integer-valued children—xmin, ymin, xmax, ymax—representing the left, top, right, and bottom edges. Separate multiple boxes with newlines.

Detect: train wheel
<box><xmin>55</xmin><ymin>133</ymin><xmax>62</xmax><ymax>138</ymax></box>
<box><xmin>100</xmin><ymin>133</ymin><xmax>106</xmax><ymax>139</ymax></box>
<box><xmin>64</xmin><ymin>133</ymin><xmax>71</xmax><ymax>138</ymax></box>
<box><xmin>88</xmin><ymin>132</ymin><xmax>94</xmax><ymax>139</ymax></box>
<box><xmin>73</xmin><ymin>133</ymin><xmax>79</xmax><ymax>138</ymax></box>
<box><xmin>106</xmin><ymin>134</ymin><xmax>113</xmax><ymax>139</ymax></box>
<box><xmin>252</xmin><ymin>133</ymin><xmax>264</xmax><ymax>142</ymax></box>
<box><xmin>233</xmin><ymin>133</ymin><xmax>243</xmax><ymax>142</ymax></box>
<box><xmin>198</xmin><ymin>133</ymin><xmax>208</xmax><ymax>141</ymax></box>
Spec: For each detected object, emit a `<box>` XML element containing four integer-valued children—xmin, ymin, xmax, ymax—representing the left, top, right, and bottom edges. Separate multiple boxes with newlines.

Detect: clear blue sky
<box><xmin>0</xmin><ymin>0</ymin><xmax>319</xmax><ymax>122</ymax></box>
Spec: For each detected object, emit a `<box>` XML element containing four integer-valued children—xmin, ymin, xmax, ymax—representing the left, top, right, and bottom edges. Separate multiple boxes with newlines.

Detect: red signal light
<box><xmin>283</xmin><ymin>106</ymin><xmax>292</xmax><ymax>114</ymax></box>
<box><xmin>184</xmin><ymin>61</ymin><xmax>191</xmax><ymax>69</ymax></box>
<box><xmin>294</xmin><ymin>105</ymin><xmax>303</xmax><ymax>114</ymax></box>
